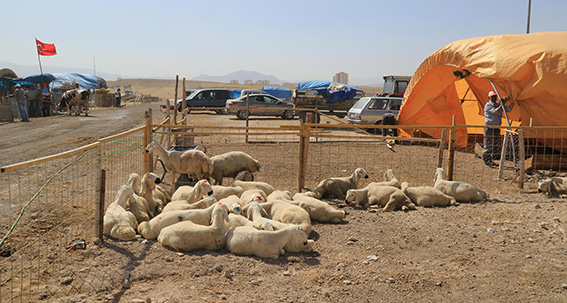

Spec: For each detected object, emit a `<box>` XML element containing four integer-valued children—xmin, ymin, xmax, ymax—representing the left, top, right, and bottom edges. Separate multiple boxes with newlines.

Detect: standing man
<box><xmin>482</xmin><ymin>91</ymin><xmax>513</xmax><ymax>167</ymax></box>
<box><xmin>115</xmin><ymin>88</ymin><xmax>121</xmax><ymax>107</ymax></box>
<box><xmin>14</xmin><ymin>84</ymin><xmax>29</xmax><ymax>122</ymax></box>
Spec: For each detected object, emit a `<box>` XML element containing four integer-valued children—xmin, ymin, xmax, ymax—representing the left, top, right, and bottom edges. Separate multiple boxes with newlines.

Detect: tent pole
<box><xmin>489</xmin><ymin>80</ymin><xmax>518</xmax><ymax>167</ymax></box>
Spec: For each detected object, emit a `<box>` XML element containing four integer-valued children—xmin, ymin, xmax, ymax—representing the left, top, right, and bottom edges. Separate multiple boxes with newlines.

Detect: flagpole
<box><xmin>35</xmin><ymin>37</ymin><xmax>44</xmax><ymax>91</ymax></box>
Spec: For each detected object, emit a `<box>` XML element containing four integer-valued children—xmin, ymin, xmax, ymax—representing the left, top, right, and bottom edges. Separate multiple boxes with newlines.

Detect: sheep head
<box><xmin>286</xmin><ymin>226</ymin><xmax>314</xmax><ymax>253</ymax></box>
<box><xmin>196</xmin><ymin>179</ymin><xmax>214</xmax><ymax>197</ymax></box>
<box><xmin>234</xmin><ymin>170</ymin><xmax>253</xmax><ymax>182</ymax></box>
<box><xmin>384</xmin><ymin>169</ymin><xmax>396</xmax><ymax>182</ymax></box>
<box><xmin>400</xmin><ymin>182</ymin><xmax>409</xmax><ymax>191</ymax></box>
<box><xmin>211</xmin><ymin>203</ymin><xmax>230</xmax><ymax>224</ymax></box>
<box><xmin>344</xmin><ymin>189</ymin><xmax>357</xmax><ymax>205</ymax></box>
<box><xmin>142</xmin><ymin>172</ymin><xmax>161</xmax><ymax>191</ymax></box>
<box><xmin>353</xmin><ymin>167</ymin><xmax>369</xmax><ymax>185</ymax></box>
<box><xmin>145</xmin><ymin>140</ymin><xmax>158</xmax><ymax>154</ymax></box>
<box><xmin>538</xmin><ymin>179</ymin><xmax>556</xmax><ymax>196</ymax></box>
<box><xmin>433</xmin><ymin>168</ymin><xmax>446</xmax><ymax>183</ymax></box>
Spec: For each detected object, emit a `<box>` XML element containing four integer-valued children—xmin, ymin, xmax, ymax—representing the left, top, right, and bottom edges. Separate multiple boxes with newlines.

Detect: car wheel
<box><xmin>282</xmin><ymin>110</ymin><xmax>295</xmax><ymax>120</ymax></box>
<box><xmin>237</xmin><ymin>110</ymin><xmax>249</xmax><ymax>120</ymax></box>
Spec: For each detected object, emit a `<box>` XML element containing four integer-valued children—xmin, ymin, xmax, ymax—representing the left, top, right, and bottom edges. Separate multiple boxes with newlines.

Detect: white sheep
<box><xmin>158</xmin><ymin>203</ymin><xmax>230</xmax><ymax>252</ymax></box>
<box><xmin>125</xmin><ymin>189</ymin><xmax>151</xmax><ymax>223</ymax></box>
<box><xmin>367</xmin><ymin>169</ymin><xmax>401</xmax><ymax>188</ymax></box>
<box><xmin>103</xmin><ymin>184</ymin><xmax>138</xmax><ymax>241</ymax></box>
<box><xmin>232</xmin><ymin>180</ymin><xmax>275</xmax><ymax>196</ymax></box>
<box><xmin>433</xmin><ymin>168</ymin><xmax>488</xmax><ymax>202</ymax></box>
<box><xmin>140</xmin><ymin>172</ymin><xmax>168</xmax><ymax>216</ymax></box>
<box><xmin>240</xmin><ymin>189</ymin><xmax>267</xmax><ymax>205</ymax></box>
<box><xmin>345</xmin><ymin>186</ymin><xmax>416</xmax><ymax>212</ymax></box>
<box><xmin>537</xmin><ymin>177</ymin><xmax>567</xmax><ymax>197</ymax></box>
<box><xmin>226</xmin><ymin>225</ymin><xmax>314</xmax><ymax>259</ymax></box>
<box><xmin>161</xmin><ymin>196</ymin><xmax>218</xmax><ymax>213</ymax></box>
<box><xmin>267</xmin><ymin>190</ymin><xmax>294</xmax><ymax>202</ymax></box>
<box><xmin>137</xmin><ymin>204</ymin><xmax>216</xmax><ymax>240</ymax></box>
<box><xmin>291</xmin><ymin>193</ymin><xmax>345</xmax><ymax>223</ymax></box>
<box><xmin>217</xmin><ymin>195</ymin><xmax>244</xmax><ymax>215</ymax></box>
<box><xmin>224</xmin><ymin>213</ymin><xmax>259</xmax><ymax>233</ymax></box>
<box><xmin>145</xmin><ymin>140</ymin><xmax>213</xmax><ymax>183</ymax></box>
<box><xmin>211</xmin><ymin>185</ymin><xmax>244</xmax><ymax>200</ymax></box>
<box><xmin>165</xmin><ymin>180</ymin><xmax>214</xmax><ymax>212</ymax></box>
<box><xmin>312</xmin><ymin>167</ymin><xmax>369</xmax><ymax>199</ymax></box>
<box><xmin>209</xmin><ymin>151</ymin><xmax>262</xmax><ymax>185</ymax></box>
<box><xmin>243</xmin><ymin>202</ymin><xmax>291</xmax><ymax>231</ymax></box>
<box><xmin>260</xmin><ymin>200</ymin><xmax>312</xmax><ymax>235</ymax></box>
<box><xmin>401</xmin><ymin>182</ymin><xmax>458</xmax><ymax>207</ymax></box>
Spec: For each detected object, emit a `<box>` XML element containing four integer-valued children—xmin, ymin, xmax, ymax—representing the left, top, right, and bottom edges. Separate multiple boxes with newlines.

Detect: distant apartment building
<box><xmin>282</xmin><ymin>82</ymin><xmax>296</xmax><ymax>87</ymax></box>
<box><xmin>230</xmin><ymin>80</ymin><xmax>239</xmax><ymax>84</ymax></box>
<box><xmin>255</xmin><ymin>80</ymin><xmax>270</xmax><ymax>85</ymax></box>
<box><xmin>333</xmin><ymin>72</ymin><xmax>349</xmax><ymax>84</ymax></box>
<box><xmin>244</xmin><ymin>80</ymin><xmax>253</xmax><ymax>85</ymax></box>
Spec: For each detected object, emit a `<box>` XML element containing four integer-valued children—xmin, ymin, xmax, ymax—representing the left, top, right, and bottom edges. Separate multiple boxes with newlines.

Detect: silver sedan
<box><xmin>226</xmin><ymin>94</ymin><xmax>296</xmax><ymax>120</ymax></box>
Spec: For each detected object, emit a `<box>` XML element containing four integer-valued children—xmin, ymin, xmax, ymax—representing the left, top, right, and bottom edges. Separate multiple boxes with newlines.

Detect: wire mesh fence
<box><xmin>2</xmin><ymin>109</ymin><xmax>567</xmax><ymax>301</ymax></box>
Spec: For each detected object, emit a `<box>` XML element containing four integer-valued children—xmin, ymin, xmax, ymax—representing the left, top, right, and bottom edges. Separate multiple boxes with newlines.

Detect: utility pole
<box><xmin>526</xmin><ymin>0</ymin><xmax>532</xmax><ymax>34</ymax></box>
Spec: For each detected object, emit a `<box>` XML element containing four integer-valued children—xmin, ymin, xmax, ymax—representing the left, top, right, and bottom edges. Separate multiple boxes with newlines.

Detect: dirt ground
<box><xmin>2</xmin><ymin>103</ymin><xmax>567</xmax><ymax>303</ymax></box>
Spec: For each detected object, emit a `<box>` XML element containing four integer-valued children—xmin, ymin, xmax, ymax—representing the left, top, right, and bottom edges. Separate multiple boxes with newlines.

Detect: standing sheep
<box><xmin>103</xmin><ymin>185</ymin><xmax>138</xmax><ymax>241</ymax></box>
<box><xmin>345</xmin><ymin>186</ymin><xmax>416</xmax><ymax>212</ymax></box>
<box><xmin>209</xmin><ymin>151</ymin><xmax>261</xmax><ymax>185</ymax></box>
<box><xmin>158</xmin><ymin>203</ymin><xmax>230</xmax><ymax>252</ymax></box>
<box><xmin>401</xmin><ymin>182</ymin><xmax>458</xmax><ymax>207</ymax></box>
<box><xmin>145</xmin><ymin>140</ymin><xmax>213</xmax><ymax>184</ymax></box>
<box><xmin>312</xmin><ymin>167</ymin><xmax>369</xmax><ymax>199</ymax></box>
<box><xmin>433</xmin><ymin>168</ymin><xmax>488</xmax><ymax>202</ymax></box>
<box><xmin>226</xmin><ymin>225</ymin><xmax>314</xmax><ymax>259</ymax></box>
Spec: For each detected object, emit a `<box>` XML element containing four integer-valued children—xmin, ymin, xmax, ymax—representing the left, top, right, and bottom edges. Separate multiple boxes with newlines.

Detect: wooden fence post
<box><xmin>173</xmin><ymin>75</ymin><xmax>179</xmax><ymax>125</ymax></box>
<box><xmin>447</xmin><ymin>115</ymin><xmax>456</xmax><ymax>181</ymax></box>
<box><xmin>182</xmin><ymin>77</ymin><xmax>187</xmax><ymax>124</ymax></box>
<box><xmin>246</xmin><ymin>93</ymin><xmax>250</xmax><ymax>144</ymax></box>
<box><xmin>437</xmin><ymin>128</ymin><xmax>447</xmax><ymax>168</ymax></box>
<box><xmin>144</xmin><ymin>110</ymin><xmax>151</xmax><ymax>173</ymax></box>
<box><xmin>148</xmin><ymin>108</ymin><xmax>154</xmax><ymax>171</ymax></box>
<box><xmin>518</xmin><ymin>129</ymin><xmax>526</xmax><ymax>189</ymax></box>
<box><xmin>298</xmin><ymin>118</ymin><xmax>310</xmax><ymax>193</ymax></box>
<box><xmin>96</xmin><ymin>169</ymin><xmax>106</xmax><ymax>242</ymax></box>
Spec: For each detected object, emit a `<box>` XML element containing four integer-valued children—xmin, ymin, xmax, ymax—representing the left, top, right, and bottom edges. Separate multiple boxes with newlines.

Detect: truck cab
<box><xmin>380</xmin><ymin>75</ymin><xmax>411</xmax><ymax>97</ymax></box>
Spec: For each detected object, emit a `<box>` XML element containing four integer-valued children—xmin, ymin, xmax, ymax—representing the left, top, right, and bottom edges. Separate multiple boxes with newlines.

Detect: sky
<box><xmin>1</xmin><ymin>0</ymin><xmax>566</xmax><ymax>85</ymax></box>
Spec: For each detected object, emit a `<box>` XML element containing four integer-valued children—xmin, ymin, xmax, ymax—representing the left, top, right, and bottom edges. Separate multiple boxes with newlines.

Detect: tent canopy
<box><xmin>297</xmin><ymin>81</ymin><xmax>359</xmax><ymax>104</ymax></box>
<box><xmin>262</xmin><ymin>86</ymin><xmax>292</xmax><ymax>101</ymax></box>
<box><xmin>398</xmin><ymin>31</ymin><xmax>567</xmax><ymax>151</ymax></box>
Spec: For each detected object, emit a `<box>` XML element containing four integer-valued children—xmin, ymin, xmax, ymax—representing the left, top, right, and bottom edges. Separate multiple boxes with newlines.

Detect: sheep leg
<box><xmin>381</xmin><ymin>197</ymin><xmax>399</xmax><ymax>212</ymax></box>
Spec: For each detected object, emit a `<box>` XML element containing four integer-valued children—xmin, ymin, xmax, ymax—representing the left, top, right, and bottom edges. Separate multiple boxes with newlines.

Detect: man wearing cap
<box><xmin>482</xmin><ymin>91</ymin><xmax>513</xmax><ymax>167</ymax></box>
<box><xmin>14</xmin><ymin>84</ymin><xmax>29</xmax><ymax>122</ymax></box>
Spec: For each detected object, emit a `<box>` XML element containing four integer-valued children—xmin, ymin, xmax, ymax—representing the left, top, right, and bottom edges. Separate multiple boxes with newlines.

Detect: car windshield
<box><xmin>351</xmin><ymin>98</ymin><xmax>369</xmax><ymax>110</ymax></box>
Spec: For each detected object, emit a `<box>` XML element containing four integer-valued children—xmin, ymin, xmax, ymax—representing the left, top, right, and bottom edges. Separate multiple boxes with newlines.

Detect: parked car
<box><xmin>226</xmin><ymin>94</ymin><xmax>296</xmax><ymax>120</ymax></box>
<box><xmin>176</xmin><ymin>88</ymin><xmax>230</xmax><ymax>114</ymax></box>
<box><xmin>347</xmin><ymin>96</ymin><xmax>402</xmax><ymax>134</ymax></box>
<box><xmin>240</xmin><ymin>89</ymin><xmax>265</xmax><ymax>96</ymax></box>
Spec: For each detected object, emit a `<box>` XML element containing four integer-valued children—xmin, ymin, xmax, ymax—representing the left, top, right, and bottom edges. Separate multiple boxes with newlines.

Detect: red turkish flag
<box><xmin>36</xmin><ymin>39</ymin><xmax>57</xmax><ymax>56</ymax></box>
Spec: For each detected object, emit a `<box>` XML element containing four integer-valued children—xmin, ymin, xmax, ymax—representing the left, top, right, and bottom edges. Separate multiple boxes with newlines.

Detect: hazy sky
<box><xmin>2</xmin><ymin>0</ymin><xmax>566</xmax><ymax>83</ymax></box>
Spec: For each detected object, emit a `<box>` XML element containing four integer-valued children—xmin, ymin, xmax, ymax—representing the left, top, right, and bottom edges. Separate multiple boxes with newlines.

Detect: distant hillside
<box><xmin>191</xmin><ymin>70</ymin><xmax>286</xmax><ymax>85</ymax></box>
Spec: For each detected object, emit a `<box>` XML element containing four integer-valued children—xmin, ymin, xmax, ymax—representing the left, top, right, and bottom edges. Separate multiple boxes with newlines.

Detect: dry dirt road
<box><xmin>3</xmin><ymin>103</ymin><xmax>567</xmax><ymax>303</ymax></box>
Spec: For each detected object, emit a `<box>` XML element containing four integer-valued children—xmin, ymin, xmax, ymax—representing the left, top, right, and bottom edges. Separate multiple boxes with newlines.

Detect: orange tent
<box><xmin>398</xmin><ymin>31</ymin><xmax>567</xmax><ymax>151</ymax></box>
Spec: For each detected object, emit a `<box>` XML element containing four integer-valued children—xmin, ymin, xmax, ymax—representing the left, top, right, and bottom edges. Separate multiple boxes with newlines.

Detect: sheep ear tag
<box><xmin>257</xmin><ymin>196</ymin><xmax>262</xmax><ymax>201</ymax></box>
<box><xmin>538</xmin><ymin>180</ymin><xmax>544</xmax><ymax>183</ymax></box>
<box><xmin>203</xmin><ymin>180</ymin><xmax>208</xmax><ymax>183</ymax></box>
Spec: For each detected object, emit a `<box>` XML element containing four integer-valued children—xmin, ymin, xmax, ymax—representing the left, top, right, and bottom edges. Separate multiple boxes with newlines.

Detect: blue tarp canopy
<box><xmin>262</xmin><ymin>86</ymin><xmax>292</xmax><ymax>101</ymax></box>
<box><xmin>1</xmin><ymin>73</ymin><xmax>107</xmax><ymax>94</ymax></box>
<box><xmin>230</xmin><ymin>89</ymin><xmax>241</xmax><ymax>99</ymax></box>
<box><xmin>297</xmin><ymin>81</ymin><xmax>358</xmax><ymax>104</ymax></box>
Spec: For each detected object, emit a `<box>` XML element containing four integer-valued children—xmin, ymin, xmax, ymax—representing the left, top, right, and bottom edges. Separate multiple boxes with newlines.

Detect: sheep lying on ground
<box><xmin>345</xmin><ymin>186</ymin><xmax>416</xmax><ymax>212</ymax></box>
<box><xmin>145</xmin><ymin>140</ymin><xmax>213</xmax><ymax>182</ymax></box>
<box><xmin>217</xmin><ymin>195</ymin><xmax>244</xmax><ymax>215</ymax></box>
<box><xmin>367</xmin><ymin>169</ymin><xmax>401</xmax><ymax>188</ymax></box>
<box><xmin>243</xmin><ymin>202</ymin><xmax>291</xmax><ymax>231</ymax></box>
<box><xmin>209</xmin><ymin>151</ymin><xmax>261</xmax><ymax>185</ymax></box>
<box><xmin>126</xmin><ymin>188</ymin><xmax>151</xmax><ymax>223</ymax></box>
<box><xmin>140</xmin><ymin>172</ymin><xmax>168</xmax><ymax>216</ymax></box>
<box><xmin>226</xmin><ymin>225</ymin><xmax>314</xmax><ymax>259</ymax></box>
<box><xmin>291</xmin><ymin>193</ymin><xmax>345</xmax><ymax>223</ymax></box>
<box><xmin>433</xmin><ymin>168</ymin><xmax>488</xmax><ymax>202</ymax></box>
<box><xmin>538</xmin><ymin>177</ymin><xmax>567</xmax><ymax>197</ymax></box>
<box><xmin>240</xmin><ymin>189</ymin><xmax>267</xmax><ymax>205</ymax></box>
<box><xmin>211</xmin><ymin>185</ymin><xmax>244</xmax><ymax>200</ymax></box>
<box><xmin>401</xmin><ymin>182</ymin><xmax>458</xmax><ymax>207</ymax></box>
<box><xmin>158</xmin><ymin>203</ymin><xmax>230</xmax><ymax>252</ymax></box>
<box><xmin>103</xmin><ymin>185</ymin><xmax>138</xmax><ymax>241</ymax></box>
<box><xmin>260</xmin><ymin>200</ymin><xmax>312</xmax><ymax>235</ymax></box>
<box><xmin>224</xmin><ymin>213</ymin><xmax>259</xmax><ymax>233</ymax></box>
<box><xmin>170</xmin><ymin>180</ymin><xmax>214</xmax><ymax>202</ymax></box>
<box><xmin>137</xmin><ymin>204</ymin><xmax>216</xmax><ymax>240</ymax></box>
<box><xmin>268</xmin><ymin>190</ymin><xmax>294</xmax><ymax>202</ymax></box>
<box><xmin>161</xmin><ymin>196</ymin><xmax>217</xmax><ymax>213</ymax></box>
<box><xmin>165</xmin><ymin>180</ymin><xmax>214</xmax><ymax>212</ymax></box>
<box><xmin>312</xmin><ymin>167</ymin><xmax>369</xmax><ymax>199</ymax></box>
<box><xmin>232</xmin><ymin>180</ymin><xmax>275</xmax><ymax>196</ymax></box>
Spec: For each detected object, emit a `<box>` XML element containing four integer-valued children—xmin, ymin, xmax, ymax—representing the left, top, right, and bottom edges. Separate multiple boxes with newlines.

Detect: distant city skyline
<box><xmin>1</xmin><ymin>1</ymin><xmax>565</xmax><ymax>86</ymax></box>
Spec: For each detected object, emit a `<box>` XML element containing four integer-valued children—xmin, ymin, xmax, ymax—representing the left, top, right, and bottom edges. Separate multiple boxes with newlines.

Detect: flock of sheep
<box><xmin>105</xmin><ymin>139</ymin><xmax>567</xmax><ymax>260</ymax></box>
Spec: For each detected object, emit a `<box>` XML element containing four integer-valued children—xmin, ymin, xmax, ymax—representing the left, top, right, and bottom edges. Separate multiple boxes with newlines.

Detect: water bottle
<box><xmin>76</xmin><ymin>241</ymin><xmax>87</xmax><ymax>249</ymax></box>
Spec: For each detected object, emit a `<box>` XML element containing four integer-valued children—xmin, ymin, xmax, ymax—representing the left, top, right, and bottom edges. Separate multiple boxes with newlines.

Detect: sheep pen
<box><xmin>2</xmin><ymin>106</ymin><xmax>567</xmax><ymax>303</ymax></box>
